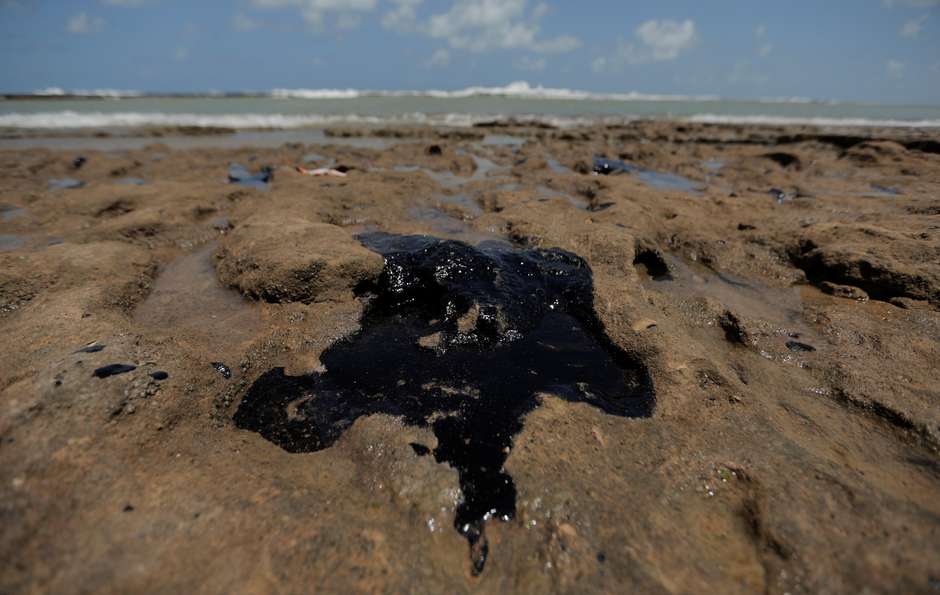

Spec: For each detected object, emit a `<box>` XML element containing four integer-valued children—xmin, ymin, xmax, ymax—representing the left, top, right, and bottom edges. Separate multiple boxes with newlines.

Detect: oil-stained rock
<box><xmin>234</xmin><ymin>233</ymin><xmax>654</xmax><ymax>573</ymax></box>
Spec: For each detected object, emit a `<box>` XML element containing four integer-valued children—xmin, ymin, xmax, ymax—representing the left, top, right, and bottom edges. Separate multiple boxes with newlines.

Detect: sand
<box><xmin>1</xmin><ymin>121</ymin><xmax>939</xmax><ymax>593</ymax></box>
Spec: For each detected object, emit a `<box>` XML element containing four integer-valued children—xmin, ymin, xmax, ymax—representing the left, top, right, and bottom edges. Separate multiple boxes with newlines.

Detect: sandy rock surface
<box><xmin>0</xmin><ymin>121</ymin><xmax>939</xmax><ymax>594</ymax></box>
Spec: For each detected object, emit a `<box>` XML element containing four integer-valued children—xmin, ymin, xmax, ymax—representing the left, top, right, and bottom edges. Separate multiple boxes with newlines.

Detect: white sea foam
<box><xmin>269</xmin><ymin>88</ymin><xmax>363</xmax><ymax>99</ymax></box>
<box><xmin>685</xmin><ymin>114</ymin><xmax>940</xmax><ymax>128</ymax></box>
<box><xmin>0</xmin><ymin>111</ymin><xmax>402</xmax><ymax>129</ymax></box>
<box><xmin>27</xmin><ymin>81</ymin><xmax>725</xmax><ymax>103</ymax></box>
<box><xmin>0</xmin><ymin>110</ymin><xmax>937</xmax><ymax>130</ymax></box>
<box><xmin>267</xmin><ymin>81</ymin><xmax>723</xmax><ymax>102</ymax></box>
<box><xmin>0</xmin><ymin>110</ymin><xmax>612</xmax><ymax>129</ymax></box>
<box><xmin>26</xmin><ymin>81</ymin><xmax>923</xmax><ymax>110</ymax></box>
<box><xmin>31</xmin><ymin>87</ymin><xmax>143</xmax><ymax>98</ymax></box>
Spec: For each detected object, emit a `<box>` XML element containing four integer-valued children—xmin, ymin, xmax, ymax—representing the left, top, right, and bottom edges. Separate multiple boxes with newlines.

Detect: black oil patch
<box><xmin>93</xmin><ymin>364</ymin><xmax>136</xmax><ymax>378</ymax></box>
<box><xmin>785</xmin><ymin>340</ymin><xmax>816</xmax><ymax>353</ymax></box>
<box><xmin>75</xmin><ymin>343</ymin><xmax>105</xmax><ymax>354</ymax></box>
<box><xmin>211</xmin><ymin>362</ymin><xmax>232</xmax><ymax>379</ymax></box>
<box><xmin>234</xmin><ymin>233</ymin><xmax>654</xmax><ymax>573</ymax></box>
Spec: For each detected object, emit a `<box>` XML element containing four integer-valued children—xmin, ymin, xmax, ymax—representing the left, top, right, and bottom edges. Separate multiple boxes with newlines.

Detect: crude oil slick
<box><xmin>234</xmin><ymin>233</ymin><xmax>654</xmax><ymax>573</ymax></box>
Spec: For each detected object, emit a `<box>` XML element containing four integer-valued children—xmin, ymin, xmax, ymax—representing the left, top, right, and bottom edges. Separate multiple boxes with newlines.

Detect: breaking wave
<box><xmin>269</xmin><ymin>81</ymin><xmax>724</xmax><ymax>102</ymax></box>
<box><xmin>686</xmin><ymin>114</ymin><xmax>940</xmax><ymax>128</ymax></box>
<box><xmin>31</xmin><ymin>87</ymin><xmax>144</xmax><ymax>98</ymax></box>
<box><xmin>0</xmin><ymin>110</ymin><xmax>937</xmax><ymax>130</ymax></box>
<box><xmin>24</xmin><ymin>81</ymin><xmax>816</xmax><ymax>104</ymax></box>
<box><xmin>0</xmin><ymin>111</ymin><xmax>594</xmax><ymax>129</ymax></box>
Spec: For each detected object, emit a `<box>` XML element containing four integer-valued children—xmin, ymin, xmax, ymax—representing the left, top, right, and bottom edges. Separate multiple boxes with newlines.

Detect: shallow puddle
<box><xmin>436</xmin><ymin>193</ymin><xmax>483</xmax><ymax>217</ymax></box>
<box><xmin>641</xmin><ymin>255</ymin><xmax>817</xmax><ymax>352</ymax></box>
<box><xmin>115</xmin><ymin>177</ymin><xmax>146</xmax><ymax>186</ymax></box>
<box><xmin>863</xmin><ymin>183</ymin><xmax>902</xmax><ymax>197</ymax></box>
<box><xmin>594</xmin><ymin>156</ymin><xmax>704</xmax><ymax>195</ymax></box>
<box><xmin>634</xmin><ymin>170</ymin><xmax>704</xmax><ymax>195</ymax></box>
<box><xmin>133</xmin><ymin>245</ymin><xmax>261</xmax><ymax>354</ymax></box>
<box><xmin>536</xmin><ymin>185</ymin><xmax>588</xmax><ymax>210</ymax></box>
<box><xmin>394</xmin><ymin>154</ymin><xmax>505</xmax><ymax>189</ymax></box>
<box><xmin>545</xmin><ymin>155</ymin><xmax>573</xmax><ymax>175</ymax></box>
<box><xmin>0</xmin><ymin>234</ymin><xmax>24</xmax><ymax>251</ymax></box>
<box><xmin>228</xmin><ymin>163</ymin><xmax>272</xmax><ymax>190</ymax></box>
<box><xmin>48</xmin><ymin>178</ymin><xmax>84</xmax><ymax>190</ymax></box>
<box><xmin>234</xmin><ymin>233</ymin><xmax>654</xmax><ymax>574</ymax></box>
<box><xmin>0</xmin><ymin>204</ymin><xmax>26</xmax><ymax>222</ymax></box>
<box><xmin>406</xmin><ymin>207</ymin><xmax>497</xmax><ymax>244</ymax></box>
<box><xmin>702</xmin><ymin>159</ymin><xmax>725</xmax><ymax>171</ymax></box>
<box><xmin>481</xmin><ymin>134</ymin><xmax>526</xmax><ymax>147</ymax></box>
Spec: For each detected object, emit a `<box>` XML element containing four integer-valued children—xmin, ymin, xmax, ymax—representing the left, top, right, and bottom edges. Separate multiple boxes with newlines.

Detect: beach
<box><xmin>1</xmin><ymin>117</ymin><xmax>939</xmax><ymax>593</ymax></box>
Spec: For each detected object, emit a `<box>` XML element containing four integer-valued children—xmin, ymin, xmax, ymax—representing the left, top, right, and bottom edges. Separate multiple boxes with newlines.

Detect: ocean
<box><xmin>2</xmin><ymin>82</ymin><xmax>939</xmax><ymax>130</ymax></box>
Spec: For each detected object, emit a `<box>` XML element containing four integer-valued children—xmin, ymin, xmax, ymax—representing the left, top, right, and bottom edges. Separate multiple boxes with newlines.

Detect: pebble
<box><xmin>631</xmin><ymin>318</ymin><xmax>658</xmax><ymax>332</ymax></box>
<box><xmin>211</xmin><ymin>362</ymin><xmax>232</xmax><ymax>379</ymax></box>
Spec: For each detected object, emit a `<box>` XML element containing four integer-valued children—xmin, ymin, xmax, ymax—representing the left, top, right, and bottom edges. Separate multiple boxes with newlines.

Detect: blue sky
<box><xmin>1</xmin><ymin>0</ymin><xmax>938</xmax><ymax>104</ymax></box>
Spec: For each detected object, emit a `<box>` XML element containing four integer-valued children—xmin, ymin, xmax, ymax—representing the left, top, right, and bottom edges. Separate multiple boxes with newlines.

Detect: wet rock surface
<box><xmin>215</xmin><ymin>213</ymin><xmax>384</xmax><ymax>304</ymax></box>
<box><xmin>235</xmin><ymin>233</ymin><xmax>653</xmax><ymax>572</ymax></box>
<box><xmin>0</xmin><ymin>121</ymin><xmax>939</xmax><ymax>594</ymax></box>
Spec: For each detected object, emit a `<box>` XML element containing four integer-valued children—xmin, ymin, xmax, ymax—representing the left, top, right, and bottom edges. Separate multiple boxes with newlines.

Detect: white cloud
<box><xmin>752</xmin><ymin>24</ymin><xmax>772</xmax><ymax>57</ymax></box>
<box><xmin>382</xmin><ymin>0</ymin><xmax>422</xmax><ymax>32</ymax></box>
<box><xmin>636</xmin><ymin>19</ymin><xmax>696</xmax><ymax>62</ymax></box>
<box><xmin>513</xmin><ymin>55</ymin><xmax>546</xmax><ymax>71</ymax></box>
<box><xmin>636</xmin><ymin>19</ymin><xmax>697</xmax><ymax>61</ymax></box>
<box><xmin>593</xmin><ymin>18</ymin><xmax>697</xmax><ymax>72</ymax></box>
<box><xmin>250</xmin><ymin>0</ymin><xmax>377</xmax><ymax>30</ymax></box>
<box><xmin>247</xmin><ymin>0</ymin><xmax>579</xmax><ymax>51</ymax></box>
<box><xmin>233</xmin><ymin>13</ymin><xmax>262</xmax><ymax>31</ymax></box>
<box><xmin>887</xmin><ymin>59</ymin><xmax>905</xmax><ymax>78</ymax></box>
<box><xmin>66</xmin><ymin>13</ymin><xmax>105</xmax><ymax>34</ymax></box>
<box><xmin>532</xmin><ymin>2</ymin><xmax>550</xmax><ymax>20</ymax></box>
<box><xmin>422</xmin><ymin>0</ymin><xmax>579</xmax><ymax>53</ymax></box>
<box><xmin>425</xmin><ymin>48</ymin><xmax>450</xmax><ymax>68</ymax></box>
<box><xmin>900</xmin><ymin>14</ymin><xmax>928</xmax><ymax>37</ymax></box>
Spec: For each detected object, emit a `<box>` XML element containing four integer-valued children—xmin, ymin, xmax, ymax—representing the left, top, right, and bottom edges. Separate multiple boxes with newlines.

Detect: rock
<box><xmin>841</xmin><ymin>140</ymin><xmax>906</xmax><ymax>164</ymax></box>
<box><xmin>820</xmin><ymin>281</ymin><xmax>869</xmax><ymax>302</ymax></box>
<box><xmin>719</xmin><ymin>310</ymin><xmax>749</xmax><ymax>345</ymax></box>
<box><xmin>215</xmin><ymin>213</ymin><xmax>384</xmax><ymax>303</ymax></box>
<box><xmin>631</xmin><ymin>318</ymin><xmax>658</xmax><ymax>332</ymax></box>
<box><xmin>887</xmin><ymin>296</ymin><xmax>931</xmax><ymax>310</ymax></box>
<box><xmin>573</xmin><ymin>160</ymin><xmax>591</xmax><ymax>175</ymax></box>
<box><xmin>417</xmin><ymin>332</ymin><xmax>442</xmax><ymax>349</ymax></box>
<box><xmin>791</xmin><ymin>223</ymin><xmax>940</xmax><ymax>306</ymax></box>
<box><xmin>761</xmin><ymin>152</ymin><xmax>801</xmax><ymax>169</ymax></box>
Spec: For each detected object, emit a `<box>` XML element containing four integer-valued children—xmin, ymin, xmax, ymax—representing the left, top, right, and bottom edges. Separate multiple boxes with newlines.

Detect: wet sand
<box><xmin>1</xmin><ymin>121</ymin><xmax>939</xmax><ymax>593</ymax></box>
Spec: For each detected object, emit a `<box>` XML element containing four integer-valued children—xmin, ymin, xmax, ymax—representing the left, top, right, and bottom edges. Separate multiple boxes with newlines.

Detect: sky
<box><xmin>0</xmin><ymin>0</ymin><xmax>938</xmax><ymax>104</ymax></box>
